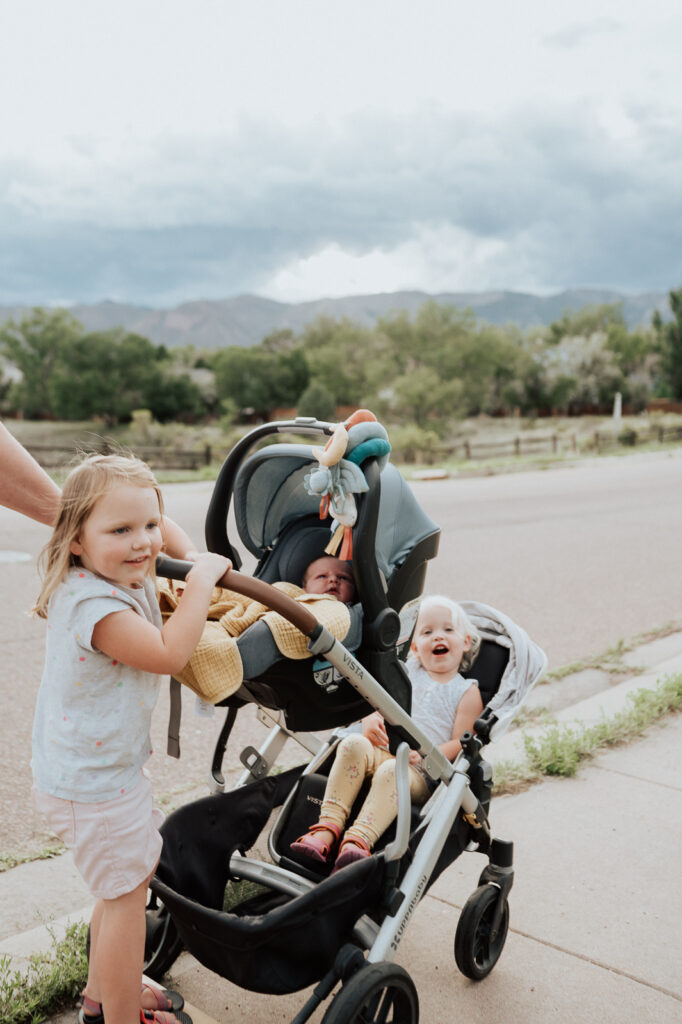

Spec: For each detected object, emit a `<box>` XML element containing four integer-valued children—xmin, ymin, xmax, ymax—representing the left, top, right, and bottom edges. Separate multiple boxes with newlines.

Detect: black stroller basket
<box><xmin>153</xmin><ymin>766</ymin><xmax>387</xmax><ymax>995</ymax></box>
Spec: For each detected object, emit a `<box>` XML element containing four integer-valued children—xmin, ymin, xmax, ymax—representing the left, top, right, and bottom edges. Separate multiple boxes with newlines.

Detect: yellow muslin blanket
<box><xmin>158</xmin><ymin>579</ymin><xmax>351</xmax><ymax>704</ymax></box>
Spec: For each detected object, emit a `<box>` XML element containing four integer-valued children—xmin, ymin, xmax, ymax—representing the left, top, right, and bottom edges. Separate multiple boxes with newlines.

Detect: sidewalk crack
<box><xmin>591</xmin><ymin>763</ymin><xmax>682</xmax><ymax>792</ymax></box>
<box><xmin>428</xmin><ymin>893</ymin><xmax>682</xmax><ymax>1002</ymax></box>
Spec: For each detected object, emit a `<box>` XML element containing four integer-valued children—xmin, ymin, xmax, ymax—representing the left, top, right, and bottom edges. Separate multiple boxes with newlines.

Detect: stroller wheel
<box><xmin>143</xmin><ymin>891</ymin><xmax>184</xmax><ymax>980</ymax></box>
<box><xmin>454</xmin><ymin>884</ymin><xmax>509</xmax><ymax>980</ymax></box>
<box><xmin>321</xmin><ymin>962</ymin><xmax>419</xmax><ymax>1023</ymax></box>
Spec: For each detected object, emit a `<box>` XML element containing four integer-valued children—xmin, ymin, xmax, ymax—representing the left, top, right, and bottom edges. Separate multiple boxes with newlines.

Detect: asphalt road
<box><xmin>1</xmin><ymin>448</ymin><xmax>680</xmax><ymax>858</ymax></box>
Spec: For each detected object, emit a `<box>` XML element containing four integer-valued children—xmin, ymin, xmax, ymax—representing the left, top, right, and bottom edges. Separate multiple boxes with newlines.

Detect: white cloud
<box><xmin>262</xmin><ymin>228</ymin><xmax>515</xmax><ymax>302</ymax></box>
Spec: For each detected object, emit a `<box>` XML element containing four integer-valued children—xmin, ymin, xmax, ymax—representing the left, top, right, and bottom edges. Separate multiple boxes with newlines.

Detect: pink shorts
<box><xmin>32</xmin><ymin>772</ymin><xmax>164</xmax><ymax>900</ymax></box>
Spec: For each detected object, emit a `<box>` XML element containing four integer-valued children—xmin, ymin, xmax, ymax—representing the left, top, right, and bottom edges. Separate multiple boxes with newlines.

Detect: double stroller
<box><xmin>147</xmin><ymin>416</ymin><xmax>547</xmax><ymax>1023</ymax></box>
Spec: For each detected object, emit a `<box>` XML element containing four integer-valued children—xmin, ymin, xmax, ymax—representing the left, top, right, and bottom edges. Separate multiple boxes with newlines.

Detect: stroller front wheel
<box><xmin>321</xmin><ymin>962</ymin><xmax>419</xmax><ymax>1023</ymax></box>
<box><xmin>454</xmin><ymin>884</ymin><xmax>509</xmax><ymax>980</ymax></box>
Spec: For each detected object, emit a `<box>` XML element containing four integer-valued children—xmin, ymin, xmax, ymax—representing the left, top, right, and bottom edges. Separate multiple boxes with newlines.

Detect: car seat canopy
<box><xmin>233</xmin><ymin>445</ymin><xmax>439</xmax><ymax>584</ymax></box>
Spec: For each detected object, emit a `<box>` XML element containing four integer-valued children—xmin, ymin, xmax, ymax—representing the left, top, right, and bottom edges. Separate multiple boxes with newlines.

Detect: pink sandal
<box><xmin>79</xmin><ymin>986</ymin><xmax>185</xmax><ymax>1024</ymax></box>
<box><xmin>331</xmin><ymin>835</ymin><xmax>371</xmax><ymax>874</ymax></box>
<box><xmin>290</xmin><ymin>821</ymin><xmax>342</xmax><ymax>864</ymax></box>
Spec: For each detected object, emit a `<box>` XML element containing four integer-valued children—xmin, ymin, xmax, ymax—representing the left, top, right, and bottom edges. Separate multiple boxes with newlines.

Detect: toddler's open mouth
<box><xmin>433</xmin><ymin>644</ymin><xmax>449</xmax><ymax>655</ymax></box>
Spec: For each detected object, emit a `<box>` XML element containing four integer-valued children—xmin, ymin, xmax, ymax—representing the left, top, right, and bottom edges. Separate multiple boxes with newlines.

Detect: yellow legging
<box><xmin>319</xmin><ymin>732</ymin><xmax>431</xmax><ymax>849</ymax></box>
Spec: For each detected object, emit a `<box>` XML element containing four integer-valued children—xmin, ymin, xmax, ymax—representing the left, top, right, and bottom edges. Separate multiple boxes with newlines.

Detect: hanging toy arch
<box><xmin>303</xmin><ymin>409</ymin><xmax>391</xmax><ymax>561</ymax></box>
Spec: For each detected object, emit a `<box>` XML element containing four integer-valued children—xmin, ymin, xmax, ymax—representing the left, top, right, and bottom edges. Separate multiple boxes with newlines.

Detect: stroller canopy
<box><xmin>460</xmin><ymin>601</ymin><xmax>547</xmax><ymax>741</ymax></box>
<box><xmin>233</xmin><ymin>445</ymin><xmax>439</xmax><ymax>584</ymax></box>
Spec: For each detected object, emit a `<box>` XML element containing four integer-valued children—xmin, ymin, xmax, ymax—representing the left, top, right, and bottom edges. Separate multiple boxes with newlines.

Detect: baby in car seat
<box><xmin>158</xmin><ymin>555</ymin><xmax>357</xmax><ymax>705</ymax></box>
<box><xmin>300</xmin><ymin>556</ymin><xmax>355</xmax><ymax>604</ymax></box>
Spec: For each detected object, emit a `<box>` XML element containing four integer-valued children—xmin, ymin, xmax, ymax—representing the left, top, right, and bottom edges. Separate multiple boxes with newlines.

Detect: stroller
<box><xmin>147</xmin><ymin>416</ymin><xmax>547</xmax><ymax>1023</ymax></box>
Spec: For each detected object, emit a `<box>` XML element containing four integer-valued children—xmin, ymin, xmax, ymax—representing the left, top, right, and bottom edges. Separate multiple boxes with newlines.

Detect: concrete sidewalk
<box><xmin>2</xmin><ymin>637</ymin><xmax>681</xmax><ymax>1024</ymax></box>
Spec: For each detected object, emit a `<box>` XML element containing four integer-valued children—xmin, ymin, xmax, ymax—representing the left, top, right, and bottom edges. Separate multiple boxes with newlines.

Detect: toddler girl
<box><xmin>31</xmin><ymin>454</ymin><xmax>230</xmax><ymax>1024</ymax></box>
<box><xmin>291</xmin><ymin>596</ymin><xmax>483</xmax><ymax>872</ymax></box>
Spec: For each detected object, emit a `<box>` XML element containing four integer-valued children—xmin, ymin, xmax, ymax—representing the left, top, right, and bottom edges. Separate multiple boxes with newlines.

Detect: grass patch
<box><xmin>493</xmin><ymin>673</ymin><xmax>682</xmax><ymax>795</ymax></box>
<box><xmin>541</xmin><ymin>620</ymin><xmax>682</xmax><ymax>684</ymax></box>
<box><xmin>0</xmin><ymin>920</ymin><xmax>88</xmax><ymax>1024</ymax></box>
<box><xmin>0</xmin><ymin>847</ymin><xmax>64</xmax><ymax>875</ymax></box>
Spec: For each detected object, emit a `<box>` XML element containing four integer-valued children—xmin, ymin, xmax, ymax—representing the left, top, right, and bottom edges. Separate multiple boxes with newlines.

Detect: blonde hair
<box><xmin>33</xmin><ymin>453</ymin><xmax>164</xmax><ymax>618</ymax></box>
<box><xmin>411</xmin><ymin>595</ymin><xmax>481</xmax><ymax>673</ymax></box>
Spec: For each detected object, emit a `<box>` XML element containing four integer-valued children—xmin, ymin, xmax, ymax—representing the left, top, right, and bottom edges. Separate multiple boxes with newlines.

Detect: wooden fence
<box><xmin>24</xmin><ymin>422</ymin><xmax>682</xmax><ymax>471</ymax></box>
<box><xmin>443</xmin><ymin>433</ymin><xmax>570</xmax><ymax>461</ymax></box>
<box><xmin>25</xmin><ymin>441</ymin><xmax>214</xmax><ymax>471</ymax></box>
<box><xmin>447</xmin><ymin>424</ymin><xmax>682</xmax><ymax>461</ymax></box>
<box><xmin>592</xmin><ymin>423</ymin><xmax>682</xmax><ymax>453</ymax></box>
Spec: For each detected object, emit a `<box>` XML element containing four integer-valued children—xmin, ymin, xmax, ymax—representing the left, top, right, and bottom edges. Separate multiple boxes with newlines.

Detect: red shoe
<box><xmin>290</xmin><ymin>821</ymin><xmax>341</xmax><ymax>864</ymax></box>
<box><xmin>139</xmin><ymin>1012</ymin><xmax>193</xmax><ymax>1024</ymax></box>
<box><xmin>331</xmin><ymin>835</ymin><xmax>371</xmax><ymax>874</ymax></box>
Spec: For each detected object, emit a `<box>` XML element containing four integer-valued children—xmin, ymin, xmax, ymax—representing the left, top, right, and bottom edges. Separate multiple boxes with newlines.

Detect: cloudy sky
<box><xmin>1</xmin><ymin>1</ymin><xmax>681</xmax><ymax>308</ymax></box>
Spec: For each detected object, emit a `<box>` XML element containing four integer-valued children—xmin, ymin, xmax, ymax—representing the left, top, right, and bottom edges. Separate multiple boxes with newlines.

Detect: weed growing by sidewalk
<box><xmin>0</xmin><ymin>847</ymin><xmax>63</xmax><ymax>875</ymax></box>
<box><xmin>541</xmin><ymin>621</ymin><xmax>682</xmax><ymax>684</ymax></box>
<box><xmin>0</xmin><ymin>920</ymin><xmax>88</xmax><ymax>1024</ymax></box>
<box><xmin>493</xmin><ymin>672</ymin><xmax>682</xmax><ymax>794</ymax></box>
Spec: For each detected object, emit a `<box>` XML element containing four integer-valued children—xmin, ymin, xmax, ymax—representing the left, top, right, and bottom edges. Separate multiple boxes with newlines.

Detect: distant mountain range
<box><xmin>0</xmin><ymin>288</ymin><xmax>671</xmax><ymax>350</ymax></box>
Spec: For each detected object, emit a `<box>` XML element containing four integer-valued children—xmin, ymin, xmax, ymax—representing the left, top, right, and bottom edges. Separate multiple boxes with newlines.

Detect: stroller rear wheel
<box><xmin>454</xmin><ymin>884</ymin><xmax>509</xmax><ymax>980</ymax></box>
<box><xmin>321</xmin><ymin>962</ymin><xmax>419</xmax><ymax>1023</ymax></box>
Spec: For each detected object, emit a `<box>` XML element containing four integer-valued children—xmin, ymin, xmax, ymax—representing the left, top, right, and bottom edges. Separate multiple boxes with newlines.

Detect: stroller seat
<box><xmin>151</xmin><ymin>594</ymin><xmax>545</xmax><ymax>1000</ymax></box>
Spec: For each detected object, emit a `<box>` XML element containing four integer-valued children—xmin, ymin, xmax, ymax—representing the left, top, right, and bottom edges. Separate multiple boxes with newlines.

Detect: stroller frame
<box><xmin>149</xmin><ymin>418</ymin><xmax>547</xmax><ymax>1023</ymax></box>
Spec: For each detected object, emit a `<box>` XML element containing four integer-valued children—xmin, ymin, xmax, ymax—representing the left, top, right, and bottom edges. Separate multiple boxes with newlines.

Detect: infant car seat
<box><xmin>204</xmin><ymin>427</ymin><xmax>441</xmax><ymax>732</ymax></box>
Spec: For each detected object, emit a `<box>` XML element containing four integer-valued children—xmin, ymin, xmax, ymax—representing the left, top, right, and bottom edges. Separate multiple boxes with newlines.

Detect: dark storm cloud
<box><xmin>1</xmin><ymin>99</ymin><xmax>681</xmax><ymax>306</ymax></box>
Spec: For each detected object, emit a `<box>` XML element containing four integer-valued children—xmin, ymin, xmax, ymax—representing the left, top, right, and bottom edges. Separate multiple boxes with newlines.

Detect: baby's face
<box><xmin>303</xmin><ymin>557</ymin><xmax>355</xmax><ymax>603</ymax></box>
<box><xmin>411</xmin><ymin>603</ymin><xmax>471</xmax><ymax>678</ymax></box>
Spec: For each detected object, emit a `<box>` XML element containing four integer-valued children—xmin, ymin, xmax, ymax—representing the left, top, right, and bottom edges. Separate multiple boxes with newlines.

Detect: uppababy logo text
<box><xmin>390</xmin><ymin>874</ymin><xmax>427</xmax><ymax>953</ymax></box>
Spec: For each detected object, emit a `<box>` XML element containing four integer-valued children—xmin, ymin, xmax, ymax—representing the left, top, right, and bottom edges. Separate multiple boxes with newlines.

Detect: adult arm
<box><xmin>0</xmin><ymin>422</ymin><xmax>60</xmax><ymax>525</ymax></box>
<box><xmin>92</xmin><ymin>552</ymin><xmax>230</xmax><ymax>675</ymax></box>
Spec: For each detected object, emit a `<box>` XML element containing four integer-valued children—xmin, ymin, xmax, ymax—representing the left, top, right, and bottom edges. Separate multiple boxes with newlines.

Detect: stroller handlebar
<box><xmin>155</xmin><ymin>555</ymin><xmax>320</xmax><ymax>638</ymax></box>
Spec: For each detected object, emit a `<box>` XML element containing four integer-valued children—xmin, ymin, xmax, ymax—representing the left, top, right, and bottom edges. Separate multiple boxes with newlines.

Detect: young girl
<box><xmin>291</xmin><ymin>596</ymin><xmax>483</xmax><ymax>873</ymax></box>
<box><xmin>31</xmin><ymin>454</ymin><xmax>230</xmax><ymax>1024</ymax></box>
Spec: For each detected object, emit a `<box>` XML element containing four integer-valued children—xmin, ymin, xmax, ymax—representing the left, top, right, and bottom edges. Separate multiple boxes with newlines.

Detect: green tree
<box><xmin>261</xmin><ymin>328</ymin><xmax>296</xmax><ymax>353</ymax></box>
<box><xmin>48</xmin><ymin>329</ymin><xmax>205</xmax><ymax>423</ymax></box>
<box><xmin>299</xmin><ymin>317</ymin><xmax>375</xmax><ymax>405</ymax></box>
<box><xmin>372</xmin><ymin>368</ymin><xmax>465</xmax><ymax>430</ymax></box>
<box><xmin>542</xmin><ymin>333</ymin><xmax>624</xmax><ymax>412</ymax></box>
<box><xmin>653</xmin><ymin>287</ymin><xmax>682</xmax><ymax>399</ymax></box>
<box><xmin>296</xmin><ymin>381</ymin><xmax>337</xmax><ymax>421</ymax></box>
<box><xmin>145</xmin><ymin>371</ymin><xmax>207</xmax><ymax>422</ymax></box>
<box><xmin>212</xmin><ymin>346</ymin><xmax>308</xmax><ymax>418</ymax></box>
<box><xmin>0</xmin><ymin>308</ymin><xmax>82</xmax><ymax>418</ymax></box>
<box><xmin>548</xmin><ymin>303</ymin><xmax>625</xmax><ymax>345</ymax></box>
